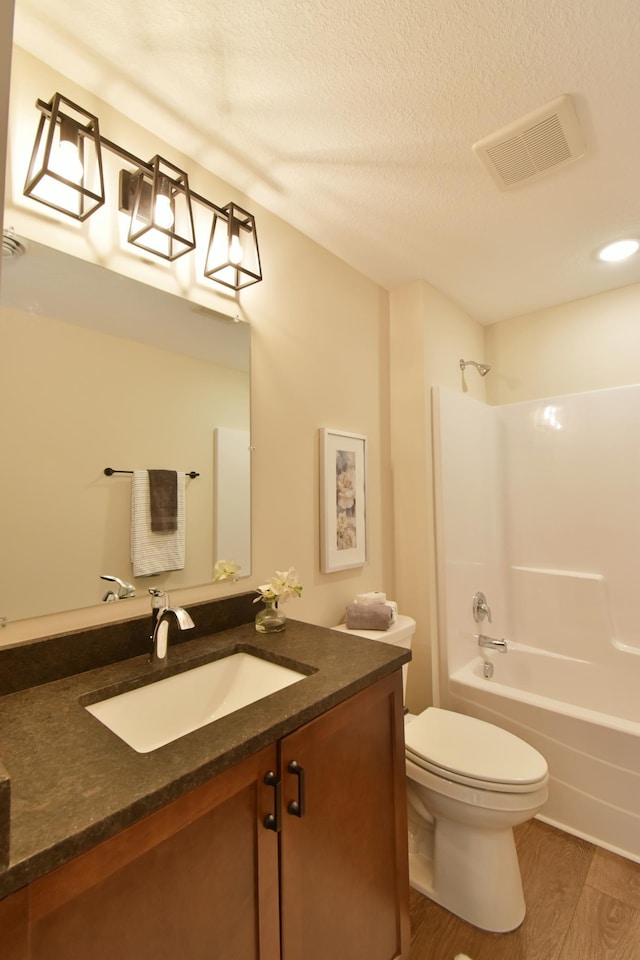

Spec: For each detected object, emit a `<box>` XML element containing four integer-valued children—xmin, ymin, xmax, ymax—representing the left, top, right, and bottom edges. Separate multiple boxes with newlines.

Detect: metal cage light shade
<box><xmin>204</xmin><ymin>202</ymin><xmax>262</xmax><ymax>290</ymax></box>
<box><xmin>126</xmin><ymin>155</ymin><xmax>196</xmax><ymax>262</ymax></box>
<box><xmin>23</xmin><ymin>93</ymin><xmax>105</xmax><ymax>221</ymax></box>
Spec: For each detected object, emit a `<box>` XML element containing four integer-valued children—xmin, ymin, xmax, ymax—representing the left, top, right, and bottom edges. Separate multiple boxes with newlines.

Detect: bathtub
<box><xmin>444</xmin><ymin>643</ymin><xmax>640</xmax><ymax>864</ymax></box>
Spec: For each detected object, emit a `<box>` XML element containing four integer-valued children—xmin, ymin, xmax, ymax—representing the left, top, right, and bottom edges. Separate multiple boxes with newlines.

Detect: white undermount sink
<box><xmin>85</xmin><ymin>652</ymin><xmax>307</xmax><ymax>753</ymax></box>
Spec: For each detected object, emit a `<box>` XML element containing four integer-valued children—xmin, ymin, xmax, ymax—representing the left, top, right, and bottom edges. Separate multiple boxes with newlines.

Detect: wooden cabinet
<box><xmin>280</xmin><ymin>671</ymin><xmax>409</xmax><ymax>960</ymax></box>
<box><xmin>5</xmin><ymin>743</ymin><xmax>281</xmax><ymax>960</ymax></box>
<box><xmin>2</xmin><ymin>672</ymin><xmax>409</xmax><ymax>960</ymax></box>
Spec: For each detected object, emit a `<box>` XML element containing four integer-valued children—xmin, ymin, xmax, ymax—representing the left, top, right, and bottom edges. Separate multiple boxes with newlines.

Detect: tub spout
<box><xmin>476</xmin><ymin>634</ymin><xmax>507</xmax><ymax>653</ymax></box>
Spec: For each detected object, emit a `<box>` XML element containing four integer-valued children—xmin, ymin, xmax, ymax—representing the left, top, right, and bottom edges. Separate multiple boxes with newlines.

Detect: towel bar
<box><xmin>104</xmin><ymin>468</ymin><xmax>200</xmax><ymax>478</ymax></box>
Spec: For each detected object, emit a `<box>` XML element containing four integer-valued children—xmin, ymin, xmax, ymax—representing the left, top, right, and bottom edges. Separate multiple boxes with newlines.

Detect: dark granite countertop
<box><xmin>0</xmin><ymin>615</ymin><xmax>409</xmax><ymax>900</ymax></box>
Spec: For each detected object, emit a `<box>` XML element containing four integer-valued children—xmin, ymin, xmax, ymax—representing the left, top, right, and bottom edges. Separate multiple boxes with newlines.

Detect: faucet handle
<box><xmin>149</xmin><ymin>587</ymin><xmax>168</xmax><ymax>604</ymax></box>
<box><xmin>472</xmin><ymin>591</ymin><xmax>492</xmax><ymax>623</ymax></box>
<box><xmin>149</xmin><ymin>588</ymin><xmax>169</xmax><ymax>621</ymax></box>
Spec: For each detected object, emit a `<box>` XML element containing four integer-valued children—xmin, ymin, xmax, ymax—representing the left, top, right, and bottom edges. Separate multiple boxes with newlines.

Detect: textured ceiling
<box><xmin>11</xmin><ymin>0</ymin><xmax>640</xmax><ymax>323</ymax></box>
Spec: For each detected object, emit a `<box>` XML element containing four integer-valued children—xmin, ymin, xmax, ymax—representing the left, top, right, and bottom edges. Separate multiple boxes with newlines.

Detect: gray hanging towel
<box><xmin>148</xmin><ymin>469</ymin><xmax>178</xmax><ymax>532</ymax></box>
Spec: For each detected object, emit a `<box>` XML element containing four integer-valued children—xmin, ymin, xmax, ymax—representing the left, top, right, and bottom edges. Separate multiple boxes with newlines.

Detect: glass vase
<box><xmin>255</xmin><ymin>599</ymin><xmax>287</xmax><ymax>634</ymax></box>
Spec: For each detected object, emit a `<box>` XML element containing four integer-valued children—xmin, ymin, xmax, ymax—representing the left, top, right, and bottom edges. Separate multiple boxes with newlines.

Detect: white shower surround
<box><xmin>433</xmin><ymin>384</ymin><xmax>640</xmax><ymax>863</ymax></box>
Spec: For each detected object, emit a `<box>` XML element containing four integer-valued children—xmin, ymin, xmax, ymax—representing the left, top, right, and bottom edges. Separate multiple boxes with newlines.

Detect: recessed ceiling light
<box><xmin>597</xmin><ymin>239</ymin><xmax>640</xmax><ymax>262</ymax></box>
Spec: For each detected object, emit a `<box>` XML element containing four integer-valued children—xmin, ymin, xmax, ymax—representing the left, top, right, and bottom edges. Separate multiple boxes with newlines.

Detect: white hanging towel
<box><xmin>131</xmin><ymin>470</ymin><xmax>185</xmax><ymax>577</ymax></box>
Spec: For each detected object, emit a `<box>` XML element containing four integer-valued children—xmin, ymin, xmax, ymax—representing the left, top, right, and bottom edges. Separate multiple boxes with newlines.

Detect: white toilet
<box><xmin>332</xmin><ymin>614</ymin><xmax>549</xmax><ymax>933</ymax></box>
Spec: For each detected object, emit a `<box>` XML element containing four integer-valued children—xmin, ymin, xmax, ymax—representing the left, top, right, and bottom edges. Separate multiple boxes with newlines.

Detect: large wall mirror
<box><xmin>0</xmin><ymin>237</ymin><xmax>251</xmax><ymax>624</ymax></box>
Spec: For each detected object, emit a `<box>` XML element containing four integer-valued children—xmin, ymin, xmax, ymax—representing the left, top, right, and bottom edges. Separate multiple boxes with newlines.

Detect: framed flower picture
<box><xmin>319</xmin><ymin>428</ymin><xmax>367</xmax><ymax>573</ymax></box>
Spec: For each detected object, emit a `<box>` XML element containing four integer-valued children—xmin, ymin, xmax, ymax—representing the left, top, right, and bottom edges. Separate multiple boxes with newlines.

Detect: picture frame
<box><xmin>319</xmin><ymin>428</ymin><xmax>368</xmax><ymax>573</ymax></box>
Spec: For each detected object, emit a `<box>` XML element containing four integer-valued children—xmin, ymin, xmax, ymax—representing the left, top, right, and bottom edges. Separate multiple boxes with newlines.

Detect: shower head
<box><xmin>460</xmin><ymin>359</ymin><xmax>491</xmax><ymax>377</ymax></box>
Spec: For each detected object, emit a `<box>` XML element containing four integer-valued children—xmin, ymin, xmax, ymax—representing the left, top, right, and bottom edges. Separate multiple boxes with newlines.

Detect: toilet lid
<box><xmin>405</xmin><ymin>708</ymin><xmax>548</xmax><ymax>788</ymax></box>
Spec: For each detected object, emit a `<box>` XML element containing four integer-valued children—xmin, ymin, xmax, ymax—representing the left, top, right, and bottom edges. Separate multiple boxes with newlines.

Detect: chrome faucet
<box><xmin>150</xmin><ymin>598</ymin><xmax>195</xmax><ymax>663</ymax></box>
<box><xmin>476</xmin><ymin>634</ymin><xmax>507</xmax><ymax>653</ymax></box>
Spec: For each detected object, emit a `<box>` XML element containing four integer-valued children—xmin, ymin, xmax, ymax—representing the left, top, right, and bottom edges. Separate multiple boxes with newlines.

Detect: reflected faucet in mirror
<box><xmin>101</xmin><ymin>574</ymin><xmax>136</xmax><ymax>602</ymax></box>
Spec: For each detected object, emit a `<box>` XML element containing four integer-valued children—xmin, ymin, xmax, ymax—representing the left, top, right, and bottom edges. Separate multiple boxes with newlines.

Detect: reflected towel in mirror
<box><xmin>148</xmin><ymin>469</ymin><xmax>178</xmax><ymax>532</ymax></box>
<box><xmin>131</xmin><ymin>470</ymin><xmax>185</xmax><ymax>577</ymax></box>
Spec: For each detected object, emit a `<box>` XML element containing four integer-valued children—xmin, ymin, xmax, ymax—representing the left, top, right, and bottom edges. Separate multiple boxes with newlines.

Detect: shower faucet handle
<box><xmin>472</xmin><ymin>591</ymin><xmax>492</xmax><ymax>623</ymax></box>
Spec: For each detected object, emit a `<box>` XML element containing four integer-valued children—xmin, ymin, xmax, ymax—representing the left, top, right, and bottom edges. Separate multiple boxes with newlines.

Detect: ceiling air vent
<box><xmin>472</xmin><ymin>95</ymin><xmax>586</xmax><ymax>190</ymax></box>
<box><xmin>2</xmin><ymin>229</ymin><xmax>29</xmax><ymax>260</ymax></box>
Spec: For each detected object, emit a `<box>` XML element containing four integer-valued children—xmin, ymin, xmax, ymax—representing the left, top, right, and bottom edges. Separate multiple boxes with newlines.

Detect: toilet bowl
<box><xmin>405</xmin><ymin>706</ymin><xmax>548</xmax><ymax>932</ymax></box>
<box><xmin>332</xmin><ymin>613</ymin><xmax>549</xmax><ymax>933</ymax></box>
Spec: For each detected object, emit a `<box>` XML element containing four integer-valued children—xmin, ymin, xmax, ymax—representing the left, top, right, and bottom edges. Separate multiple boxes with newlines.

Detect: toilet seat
<box><xmin>404</xmin><ymin>707</ymin><xmax>548</xmax><ymax>794</ymax></box>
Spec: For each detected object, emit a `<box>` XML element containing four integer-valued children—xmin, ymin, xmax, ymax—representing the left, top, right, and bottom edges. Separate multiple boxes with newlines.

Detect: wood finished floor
<box><xmin>409</xmin><ymin>819</ymin><xmax>640</xmax><ymax>960</ymax></box>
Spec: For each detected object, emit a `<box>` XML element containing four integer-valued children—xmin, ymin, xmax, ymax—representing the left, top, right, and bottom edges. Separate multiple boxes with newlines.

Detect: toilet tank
<box><xmin>331</xmin><ymin>615</ymin><xmax>415</xmax><ymax>699</ymax></box>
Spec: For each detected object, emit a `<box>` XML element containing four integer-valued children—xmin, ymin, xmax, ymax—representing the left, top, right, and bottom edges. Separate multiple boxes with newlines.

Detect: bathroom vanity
<box><xmin>0</xmin><ymin>597</ymin><xmax>411</xmax><ymax>960</ymax></box>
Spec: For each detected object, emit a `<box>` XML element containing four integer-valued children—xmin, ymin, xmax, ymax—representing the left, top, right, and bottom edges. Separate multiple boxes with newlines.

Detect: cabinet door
<box><xmin>0</xmin><ymin>885</ymin><xmax>28</xmax><ymax>960</ymax></box>
<box><xmin>279</xmin><ymin>671</ymin><xmax>410</xmax><ymax>960</ymax></box>
<box><xmin>23</xmin><ymin>743</ymin><xmax>280</xmax><ymax>960</ymax></box>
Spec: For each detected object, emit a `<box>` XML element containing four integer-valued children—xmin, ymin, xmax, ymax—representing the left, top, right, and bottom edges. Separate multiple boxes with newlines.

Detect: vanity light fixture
<box><xmin>23</xmin><ymin>92</ymin><xmax>262</xmax><ymax>289</ymax></box>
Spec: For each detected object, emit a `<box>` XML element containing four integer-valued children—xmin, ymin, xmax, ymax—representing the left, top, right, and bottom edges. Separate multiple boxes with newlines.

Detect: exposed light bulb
<box><xmin>52</xmin><ymin>139</ymin><xmax>84</xmax><ymax>184</ymax></box>
<box><xmin>154</xmin><ymin>193</ymin><xmax>174</xmax><ymax>230</ymax></box>
<box><xmin>597</xmin><ymin>239</ymin><xmax>639</xmax><ymax>263</ymax></box>
<box><xmin>229</xmin><ymin>233</ymin><xmax>243</xmax><ymax>265</ymax></box>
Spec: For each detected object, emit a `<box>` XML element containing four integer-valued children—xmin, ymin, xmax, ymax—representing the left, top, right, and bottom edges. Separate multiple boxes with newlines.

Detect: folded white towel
<box><xmin>355</xmin><ymin>591</ymin><xmax>387</xmax><ymax>604</ymax></box>
<box><xmin>385</xmin><ymin>600</ymin><xmax>398</xmax><ymax>624</ymax></box>
<box><xmin>131</xmin><ymin>470</ymin><xmax>185</xmax><ymax>577</ymax></box>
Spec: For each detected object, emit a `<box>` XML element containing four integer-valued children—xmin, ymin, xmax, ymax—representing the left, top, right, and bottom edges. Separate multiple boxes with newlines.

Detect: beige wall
<box><xmin>390</xmin><ymin>280</ymin><xmax>485</xmax><ymax>712</ymax></box>
<box><xmin>0</xmin><ymin>1</ymin><xmax>14</xmax><ymax>293</ymax></box>
<box><xmin>2</xmin><ymin>47</ymin><xmax>392</xmax><ymax>643</ymax></box>
<box><xmin>485</xmin><ymin>282</ymin><xmax>640</xmax><ymax>404</ymax></box>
